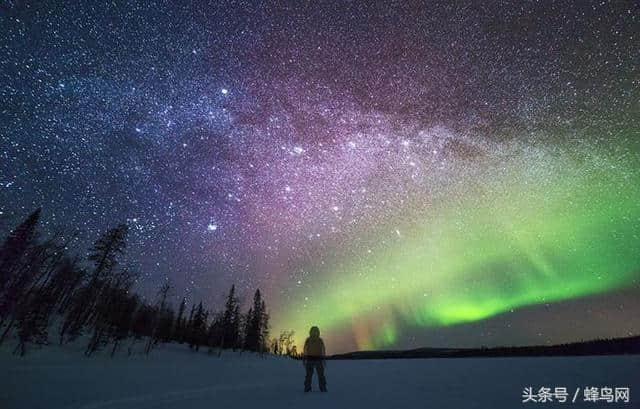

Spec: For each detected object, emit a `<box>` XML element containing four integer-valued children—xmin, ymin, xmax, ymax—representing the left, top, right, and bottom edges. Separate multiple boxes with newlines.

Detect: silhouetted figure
<box><xmin>303</xmin><ymin>326</ymin><xmax>327</xmax><ymax>392</ymax></box>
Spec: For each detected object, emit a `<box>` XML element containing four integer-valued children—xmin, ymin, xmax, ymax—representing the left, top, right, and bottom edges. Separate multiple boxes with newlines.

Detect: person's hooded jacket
<box><xmin>303</xmin><ymin>326</ymin><xmax>326</xmax><ymax>362</ymax></box>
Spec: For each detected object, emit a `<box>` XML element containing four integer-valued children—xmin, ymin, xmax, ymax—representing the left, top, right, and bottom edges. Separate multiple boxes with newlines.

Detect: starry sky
<box><xmin>1</xmin><ymin>1</ymin><xmax>639</xmax><ymax>353</ymax></box>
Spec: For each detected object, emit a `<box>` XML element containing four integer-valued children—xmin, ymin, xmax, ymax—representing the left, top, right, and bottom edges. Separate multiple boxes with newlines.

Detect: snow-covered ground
<box><xmin>1</xmin><ymin>342</ymin><xmax>638</xmax><ymax>409</ymax></box>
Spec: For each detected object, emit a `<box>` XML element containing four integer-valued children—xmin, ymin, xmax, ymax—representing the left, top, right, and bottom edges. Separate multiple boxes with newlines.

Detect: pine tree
<box><xmin>60</xmin><ymin>224</ymin><xmax>128</xmax><ymax>344</ymax></box>
<box><xmin>243</xmin><ymin>289</ymin><xmax>269</xmax><ymax>352</ymax></box>
<box><xmin>184</xmin><ymin>303</ymin><xmax>195</xmax><ymax>345</ymax></box>
<box><xmin>131</xmin><ymin>303</ymin><xmax>155</xmax><ymax>340</ymax></box>
<box><xmin>189</xmin><ymin>301</ymin><xmax>206</xmax><ymax>351</ymax></box>
<box><xmin>173</xmin><ymin>297</ymin><xmax>186</xmax><ymax>343</ymax></box>
<box><xmin>86</xmin><ymin>269</ymin><xmax>135</xmax><ymax>356</ymax></box>
<box><xmin>0</xmin><ymin>233</ymin><xmax>65</xmax><ymax>345</ymax></box>
<box><xmin>157</xmin><ymin>307</ymin><xmax>175</xmax><ymax>343</ymax></box>
<box><xmin>207</xmin><ymin>312</ymin><xmax>223</xmax><ymax>352</ymax></box>
<box><xmin>49</xmin><ymin>257</ymin><xmax>85</xmax><ymax>315</ymax></box>
<box><xmin>259</xmin><ymin>299</ymin><xmax>269</xmax><ymax>354</ymax></box>
<box><xmin>245</xmin><ymin>290</ymin><xmax>261</xmax><ymax>352</ymax></box>
<box><xmin>109</xmin><ymin>292</ymin><xmax>138</xmax><ymax>357</ymax></box>
<box><xmin>0</xmin><ymin>208</ymin><xmax>41</xmax><ymax>320</ymax></box>
<box><xmin>85</xmin><ymin>287</ymin><xmax>114</xmax><ymax>356</ymax></box>
<box><xmin>87</xmin><ymin>224</ymin><xmax>128</xmax><ymax>283</ymax></box>
<box><xmin>221</xmin><ymin>285</ymin><xmax>239</xmax><ymax>349</ymax></box>
<box><xmin>231</xmin><ymin>304</ymin><xmax>240</xmax><ymax>350</ymax></box>
<box><xmin>145</xmin><ymin>281</ymin><xmax>172</xmax><ymax>355</ymax></box>
<box><xmin>0</xmin><ymin>208</ymin><xmax>41</xmax><ymax>298</ymax></box>
<box><xmin>13</xmin><ymin>287</ymin><xmax>52</xmax><ymax>356</ymax></box>
<box><xmin>242</xmin><ymin>307</ymin><xmax>254</xmax><ymax>350</ymax></box>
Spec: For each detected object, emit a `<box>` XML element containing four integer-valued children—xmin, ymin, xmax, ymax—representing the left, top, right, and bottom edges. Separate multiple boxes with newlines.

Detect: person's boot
<box><xmin>320</xmin><ymin>384</ymin><xmax>327</xmax><ymax>392</ymax></box>
<box><xmin>304</xmin><ymin>385</ymin><xmax>311</xmax><ymax>393</ymax></box>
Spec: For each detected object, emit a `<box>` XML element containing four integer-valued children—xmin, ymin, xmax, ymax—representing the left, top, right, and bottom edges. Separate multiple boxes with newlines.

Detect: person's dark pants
<box><xmin>304</xmin><ymin>359</ymin><xmax>326</xmax><ymax>391</ymax></box>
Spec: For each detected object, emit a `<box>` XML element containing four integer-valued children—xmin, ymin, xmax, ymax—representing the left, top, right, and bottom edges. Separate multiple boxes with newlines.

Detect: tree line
<box><xmin>0</xmin><ymin>208</ymin><xmax>290</xmax><ymax>357</ymax></box>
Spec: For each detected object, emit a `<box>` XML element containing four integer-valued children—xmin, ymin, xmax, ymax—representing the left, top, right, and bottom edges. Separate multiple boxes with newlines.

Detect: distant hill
<box><xmin>329</xmin><ymin>335</ymin><xmax>640</xmax><ymax>360</ymax></box>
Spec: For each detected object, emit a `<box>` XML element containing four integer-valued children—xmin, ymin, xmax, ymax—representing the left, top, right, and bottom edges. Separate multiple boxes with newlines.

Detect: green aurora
<box><xmin>272</xmin><ymin>146</ymin><xmax>640</xmax><ymax>350</ymax></box>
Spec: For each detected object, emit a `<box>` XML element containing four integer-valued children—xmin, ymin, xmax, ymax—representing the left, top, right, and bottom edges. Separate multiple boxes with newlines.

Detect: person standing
<box><xmin>303</xmin><ymin>326</ymin><xmax>327</xmax><ymax>392</ymax></box>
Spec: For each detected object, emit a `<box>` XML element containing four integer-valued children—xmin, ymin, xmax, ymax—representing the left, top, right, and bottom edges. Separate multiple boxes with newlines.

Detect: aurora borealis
<box><xmin>1</xmin><ymin>1</ymin><xmax>639</xmax><ymax>353</ymax></box>
<box><xmin>273</xmin><ymin>145</ymin><xmax>640</xmax><ymax>349</ymax></box>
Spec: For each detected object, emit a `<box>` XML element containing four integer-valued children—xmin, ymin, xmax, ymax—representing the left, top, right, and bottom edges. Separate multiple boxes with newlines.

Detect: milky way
<box><xmin>1</xmin><ymin>1</ymin><xmax>639</xmax><ymax>352</ymax></box>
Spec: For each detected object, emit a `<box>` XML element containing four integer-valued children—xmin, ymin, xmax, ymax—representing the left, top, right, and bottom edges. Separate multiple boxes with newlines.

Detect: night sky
<box><xmin>1</xmin><ymin>1</ymin><xmax>639</xmax><ymax>353</ymax></box>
